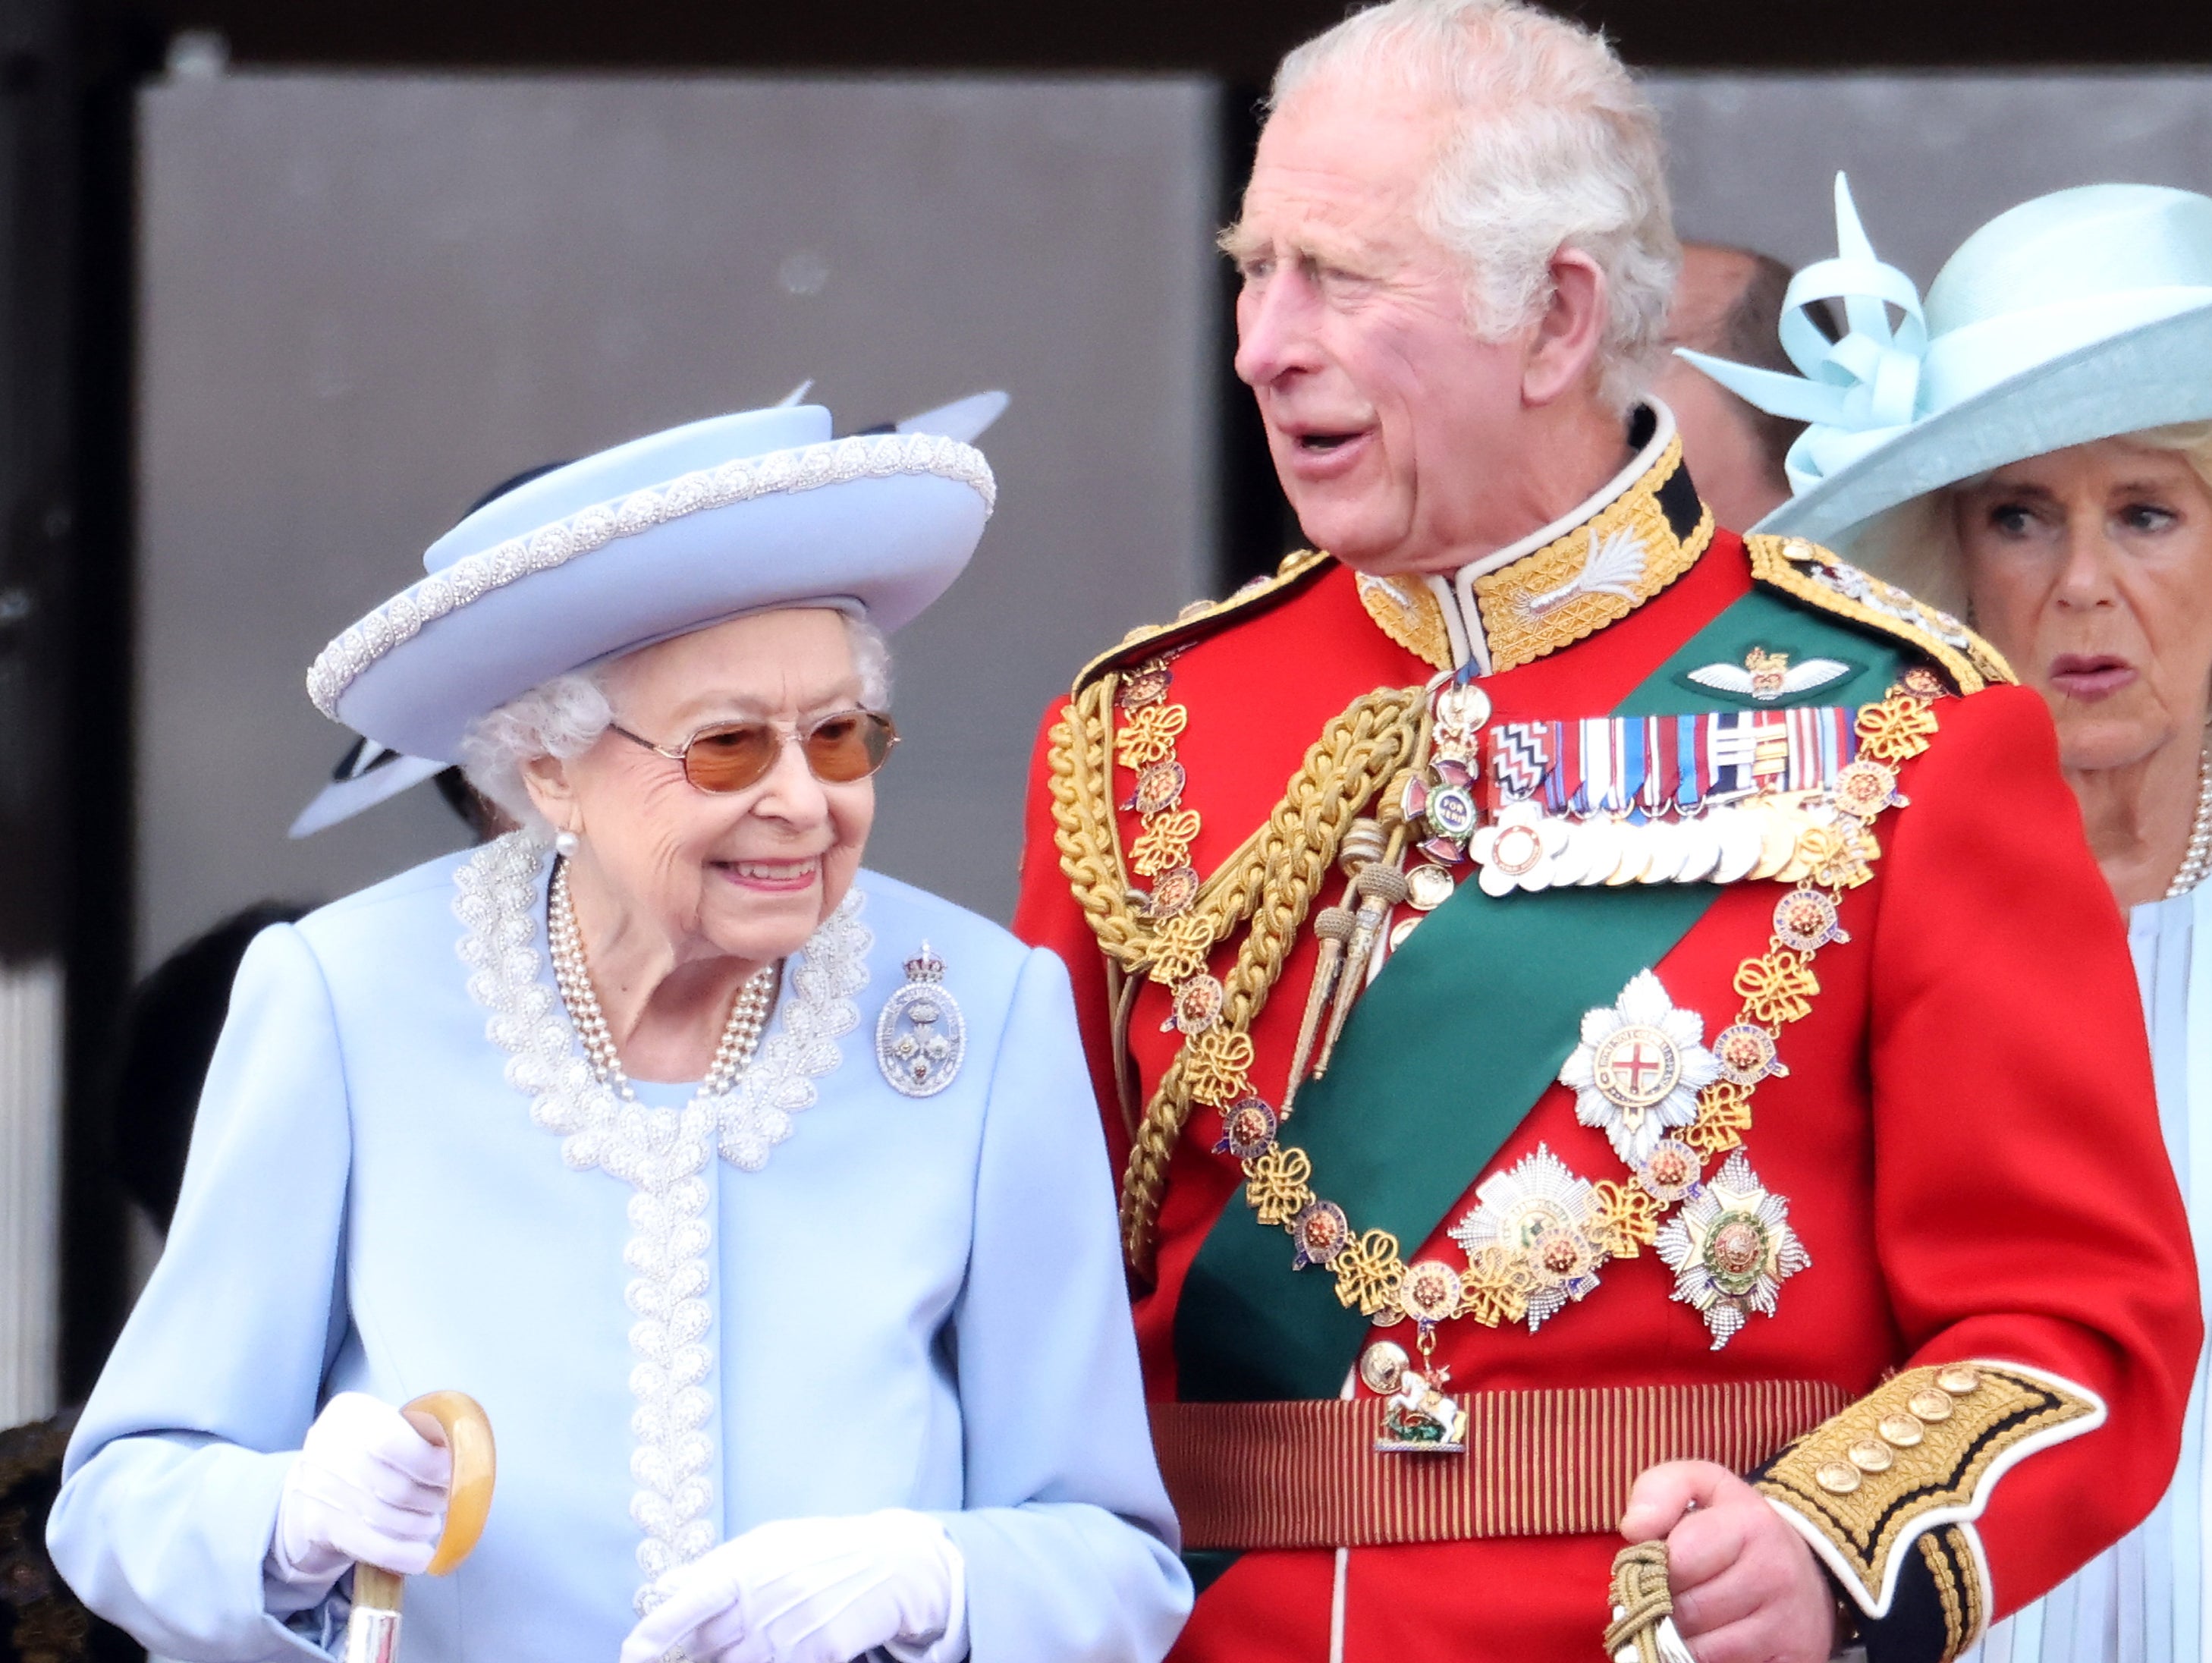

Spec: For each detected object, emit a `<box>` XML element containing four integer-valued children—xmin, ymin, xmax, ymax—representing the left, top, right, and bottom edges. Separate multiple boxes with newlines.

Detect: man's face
<box><xmin>1226</xmin><ymin>77</ymin><xmax>1535</xmax><ymax>574</ymax></box>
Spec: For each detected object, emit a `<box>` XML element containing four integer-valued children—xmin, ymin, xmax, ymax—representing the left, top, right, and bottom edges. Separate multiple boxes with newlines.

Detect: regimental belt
<box><xmin>1152</xmin><ymin>1379</ymin><xmax>1849</xmax><ymax>1548</ymax></box>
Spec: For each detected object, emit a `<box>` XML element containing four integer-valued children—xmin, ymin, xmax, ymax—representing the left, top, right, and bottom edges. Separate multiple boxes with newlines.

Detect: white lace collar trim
<box><xmin>452</xmin><ymin>832</ymin><xmax>872</xmax><ymax>1608</ymax></box>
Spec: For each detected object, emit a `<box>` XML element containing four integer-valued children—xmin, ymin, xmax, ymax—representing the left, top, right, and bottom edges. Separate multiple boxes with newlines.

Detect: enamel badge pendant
<box><xmin>1557</xmin><ymin>970</ymin><xmax>1721</xmax><ymax>1166</ymax></box>
<box><xmin>1376</xmin><ymin>1360</ymin><xmax>1472</xmax><ymax>1454</ymax></box>
<box><xmin>1370</xmin><ymin>1259</ymin><xmax>1472</xmax><ymax>1453</ymax></box>
<box><xmin>876</xmin><ymin>942</ymin><xmax>964</xmax><ymax>1098</ymax></box>
<box><xmin>1654</xmin><ymin>1149</ymin><xmax>1811</xmax><ymax>1349</ymax></box>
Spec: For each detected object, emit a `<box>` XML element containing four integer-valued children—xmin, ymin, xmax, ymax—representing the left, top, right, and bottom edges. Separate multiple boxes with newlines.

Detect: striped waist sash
<box><xmin>1153</xmin><ymin>1379</ymin><xmax>1849</xmax><ymax>1548</ymax></box>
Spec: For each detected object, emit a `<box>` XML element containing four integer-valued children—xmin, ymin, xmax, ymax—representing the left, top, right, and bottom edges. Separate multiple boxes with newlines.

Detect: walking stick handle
<box><xmin>344</xmin><ymin>1392</ymin><xmax>496</xmax><ymax>1663</ymax></box>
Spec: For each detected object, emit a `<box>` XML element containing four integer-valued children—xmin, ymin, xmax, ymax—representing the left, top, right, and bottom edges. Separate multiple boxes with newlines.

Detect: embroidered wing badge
<box><xmin>875</xmin><ymin>941</ymin><xmax>964</xmax><ymax>1098</ymax></box>
<box><xmin>1686</xmin><ymin>648</ymin><xmax>1852</xmax><ymax>703</ymax></box>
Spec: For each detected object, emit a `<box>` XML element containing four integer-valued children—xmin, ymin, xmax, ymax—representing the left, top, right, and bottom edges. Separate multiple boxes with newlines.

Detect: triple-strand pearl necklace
<box><xmin>548</xmin><ymin>860</ymin><xmax>779</xmax><ymax>1100</ymax></box>
<box><xmin>2168</xmin><ymin>745</ymin><xmax>2212</xmax><ymax>901</ymax></box>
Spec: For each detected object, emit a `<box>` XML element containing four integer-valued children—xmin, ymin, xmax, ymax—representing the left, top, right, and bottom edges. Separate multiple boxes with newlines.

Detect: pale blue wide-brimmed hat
<box><xmin>307</xmin><ymin>397</ymin><xmax>999</xmax><ymax>762</ymax></box>
<box><xmin>1680</xmin><ymin>177</ymin><xmax>2212</xmax><ymax>555</ymax></box>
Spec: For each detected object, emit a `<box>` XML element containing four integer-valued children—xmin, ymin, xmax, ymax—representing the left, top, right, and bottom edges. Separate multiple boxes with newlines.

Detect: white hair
<box><xmin>1266</xmin><ymin>0</ymin><xmax>1679</xmax><ymax>414</ymax></box>
<box><xmin>1854</xmin><ymin>420</ymin><xmax>2212</xmax><ymax>621</ymax></box>
<box><xmin>458</xmin><ymin>611</ymin><xmax>894</xmax><ymax>837</ymax></box>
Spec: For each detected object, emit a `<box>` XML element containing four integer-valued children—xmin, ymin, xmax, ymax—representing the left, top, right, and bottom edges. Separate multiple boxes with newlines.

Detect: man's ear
<box><xmin>520</xmin><ymin>750</ymin><xmax>581</xmax><ymax>835</ymax></box>
<box><xmin>1522</xmin><ymin>247</ymin><xmax>1610</xmax><ymax>408</ymax></box>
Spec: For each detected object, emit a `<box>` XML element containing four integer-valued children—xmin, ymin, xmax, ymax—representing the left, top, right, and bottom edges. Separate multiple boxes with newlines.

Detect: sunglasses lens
<box><xmin>680</xmin><ymin>725</ymin><xmax>779</xmax><ymax>794</ymax></box>
<box><xmin>804</xmin><ymin>712</ymin><xmax>898</xmax><ymax>782</ymax></box>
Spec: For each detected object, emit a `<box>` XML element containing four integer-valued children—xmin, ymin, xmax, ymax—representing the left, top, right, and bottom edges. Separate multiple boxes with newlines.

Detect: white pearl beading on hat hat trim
<box><xmin>309</xmin><ymin>432</ymin><xmax>997</xmax><ymax>718</ymax></box>
<box><xmin>454</xmin><ymin>832</ymin><xmax>871</xmax><ymax>1611</ymax></box>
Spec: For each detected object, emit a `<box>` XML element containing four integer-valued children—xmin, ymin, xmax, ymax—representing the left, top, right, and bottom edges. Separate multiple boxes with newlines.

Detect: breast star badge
<box><xmin>1654</xmin><ymin>1149</ymin><xmax>1811</xmax><ymax>1349</ymax></box>
<box><xmin>1558</xmin><ymin>970</ymin><xmax>1721</xmax><ymax>1166</ymax></box>
<box><xmin>1448</xmin><ymin>1145</ymin><xmax>1610</xmax><ymax>1333</ymax></box>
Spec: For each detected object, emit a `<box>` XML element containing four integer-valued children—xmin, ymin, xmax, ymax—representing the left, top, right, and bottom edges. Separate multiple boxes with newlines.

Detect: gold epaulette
<box><xmin>1745</xmin><ymin>534</ymin><xmax>2014</xmax><ymax>694</ymax></box>
<box><xmin>1757</xmin><ymin>1360</ymin><xmax>2103</xmax><ymax>1637</ymax></box>
<box><xmin>1072</xmin><ymin>549</ymin><xmax>1334</xmax><ymax>696</ymax></box>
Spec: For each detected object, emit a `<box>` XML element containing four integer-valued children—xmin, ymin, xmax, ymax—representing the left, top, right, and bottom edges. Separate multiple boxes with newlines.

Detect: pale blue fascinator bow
<box><xmin>1681</xmin><ymin>175</ymin><xmax>2212</xmax><ymax>552</ymax></box>
<box><xmin>1677</xmin><ymin>175</ymin><xmax>1928</xmax><ymax>498</ymax></box>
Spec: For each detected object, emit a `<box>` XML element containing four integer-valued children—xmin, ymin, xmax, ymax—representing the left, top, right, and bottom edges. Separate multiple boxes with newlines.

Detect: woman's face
<box><xmin>531</xmin><ymin>608</ymin><xmax>877</xmax><ymax>967</ymax></box>
<box><xmin>1956</xmin><ymin>438</ymin><xmax>2212</xmax><ymax>773</ymax></box>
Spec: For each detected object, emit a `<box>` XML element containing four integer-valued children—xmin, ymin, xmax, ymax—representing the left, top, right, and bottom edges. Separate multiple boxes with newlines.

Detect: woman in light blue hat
<box><xmin>46</xmin><ymin>400</ymin><xmax>1192</xmax><ymax>1663</ymax></box>
<box><xmin>1690</xmin><ymin>181</ymin><xmax>2212</xmax><ymax>1663</ymax></box>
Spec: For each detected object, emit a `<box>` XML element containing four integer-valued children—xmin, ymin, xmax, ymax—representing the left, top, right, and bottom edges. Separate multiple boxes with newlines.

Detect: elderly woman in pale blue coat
<box><xmin>1692</xmin><ymin>181</ymin><xmax>2212</xmax><ymax>1663</ymax></box>
<box><xmin>47</xmin><ymin>401</ymin><xmax>1191</xmax><ymax>1663</ymax></box>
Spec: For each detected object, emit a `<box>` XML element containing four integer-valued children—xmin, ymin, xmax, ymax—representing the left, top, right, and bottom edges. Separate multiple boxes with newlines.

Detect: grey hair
<box><xmin>457</xmin><ymin>611</ymin><xmax>894</xmax><ymax>837</ymax></box>
<box><xmin>1266</xmin><ymin>0</ymin><xmax>1679</xmax><ymax>415</ymax></box>
<box><xmin>1852</xmin><ymin>420</ymin><xmax>2212</xmax><ymax>621</ymax></box>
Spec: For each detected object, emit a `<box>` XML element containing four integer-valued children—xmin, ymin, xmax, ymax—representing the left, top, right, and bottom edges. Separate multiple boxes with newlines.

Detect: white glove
<box><xmin>266</xmin><ymin>1392</ymin><xmax>453</xmax><ymax>1592</ymax></box>
<box><xmin>619</xmin><ymin>1509</ymin><xmax>966</xmax><ymax>1663</ymax></box>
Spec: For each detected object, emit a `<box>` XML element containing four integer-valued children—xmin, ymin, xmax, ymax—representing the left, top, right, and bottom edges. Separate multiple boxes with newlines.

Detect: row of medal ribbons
<box><xmin>1401</xmin><ymin>705</ymin><xmax>1872</xmax><ymax>898</ymax></box>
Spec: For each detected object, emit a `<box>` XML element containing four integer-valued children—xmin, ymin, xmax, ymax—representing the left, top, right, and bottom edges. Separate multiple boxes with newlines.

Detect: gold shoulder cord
<box><xmin>1048</xmin><ymin>676</ymin><xmax>1426</xmax><ymax>1272</ymax></box>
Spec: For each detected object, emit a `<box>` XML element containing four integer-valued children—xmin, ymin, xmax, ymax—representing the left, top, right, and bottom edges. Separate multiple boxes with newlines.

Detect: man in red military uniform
<box><xmin>1013</xmin><ymin>3</ymin><xmax>2201</xmax><ymax>1660</ymax></box>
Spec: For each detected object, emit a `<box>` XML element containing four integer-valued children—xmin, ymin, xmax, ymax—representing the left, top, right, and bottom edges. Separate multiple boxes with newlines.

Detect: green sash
<box><xmin>1173</xmin><ymin>588</ymin><xmax>1905</xmax><ymax>1403</ymax></box>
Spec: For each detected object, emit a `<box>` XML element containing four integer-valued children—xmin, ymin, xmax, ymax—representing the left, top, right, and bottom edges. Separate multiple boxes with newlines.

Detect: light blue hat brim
<box><xmin>288</xmin><ymin>749</ymin><xmax>447</xmax><ymax>838</ymax></box>
<box><xmin>309</xmin><ymin>404</ymin><xmax>994</xmax><ymax>762</ymax></box>
<box><xmin>1756</xmin><ymin>297</ymin><xmax>2212</xmax><ymax>552</ymax></box>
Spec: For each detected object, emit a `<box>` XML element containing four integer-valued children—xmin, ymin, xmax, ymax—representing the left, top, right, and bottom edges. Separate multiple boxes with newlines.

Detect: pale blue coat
<box><xmin>49</xmin><ymin>841</ymin><xmax>1189</xmax><ymax>1663</ymax></box>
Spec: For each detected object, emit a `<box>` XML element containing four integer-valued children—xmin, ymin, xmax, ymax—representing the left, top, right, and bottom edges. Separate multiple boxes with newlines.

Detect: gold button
<box><xmin>1359</xmin><ymin>1341</ymin><xmax>1409</xmax><ymax>1397</ymax></box>
<box><xmin>1908</xmin><ymin>1390</ymin><xmax>1953</xmax><ymax>1423</ymax></box>
<box><xmin>1848</xmin><ymin>1438</ymin><xmax>1893</xmax><ymax>1473</ymax></box>
<box><xmin>1816</xmin><ymin>1462</ymin><xmax>1862</xmax><ymax>1495</ymax></box>
<box><xmin>1937</xmin><ymin>1365</ymin><xmax>1982</xmax><ymax>1397</ymax></box>
<box><xmin>1403</xmin><ymin>863</ymin><xmax>1457</xmax><ymax>913</ymax></box>
<box><xmin>1878</xmin><ymin>1413</ymin><xmax>1925</xmax><ymax>1448</ymax></box>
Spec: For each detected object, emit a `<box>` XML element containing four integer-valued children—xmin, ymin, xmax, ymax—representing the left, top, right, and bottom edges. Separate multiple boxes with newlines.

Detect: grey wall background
<box><xmin>1648</xmin><ymin>72</ymin><xmax>2212</xmax><ymax>282</ymax></box>
<box><xmin>136</xmin><ymin>70</ymin><xmax>2212</xmax><ymax>967</ymax></box>
<box><xmin>135</xmin><ymin>71</ymin><xmax>1221</xmax><ymax>968</ymax></box>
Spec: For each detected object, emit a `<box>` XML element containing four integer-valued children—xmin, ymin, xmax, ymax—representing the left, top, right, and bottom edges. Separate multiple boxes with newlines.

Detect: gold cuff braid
<box><xmin>1756</xmin><ymin>1360</ymin><xmax>2103</xmax><ymax>1623</ymax></box>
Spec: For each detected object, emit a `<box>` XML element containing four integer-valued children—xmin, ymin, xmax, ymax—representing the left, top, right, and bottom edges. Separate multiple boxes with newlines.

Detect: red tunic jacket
<box><xmin>1014</xmin><ymin>432</ymin><xmax>2199</xmax><ymax>1663</ymax></box>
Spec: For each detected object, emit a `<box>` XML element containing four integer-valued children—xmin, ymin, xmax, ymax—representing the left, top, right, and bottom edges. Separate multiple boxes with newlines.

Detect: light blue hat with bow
<box><xmin>1680</xmin><ymin>176</ymin><xmax>2212</xmax><ymax>554</ymax></box>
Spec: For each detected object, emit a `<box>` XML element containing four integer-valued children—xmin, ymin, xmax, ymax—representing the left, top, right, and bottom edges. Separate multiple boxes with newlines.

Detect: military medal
<box><xmin>1449</xmin><ymin>1146</ymin><xmax>1610</xmax><ymax>1333</ymax></box>
<box><xmin>1559</xmin><ymin>970</ymin><xmax>1722</xmax><ymax>1167</ymax></box>
<box><xmin>875</xmin><ymin>942</ymin><xmax>965</xmax><ymax>1097</ymax></box>
<box><xmin>1403</xmin><ymin>862</ymin><xmax>1456</xmax><ymax>911</ymax></box>
<box><xmin>1190</xmin><ymin>665</ymin><xmax>1942</xmax><ymax>1360</ymax></box>
<box><xmin>1371</xmin><ymin>1257</ymin><xmax>1473</xmax><ymax>1452</ymax></box>
<box><xmin>1654</xmin><ymin>1149</ymin><xmax>1811</xmax><ymax>1348</ymax></box>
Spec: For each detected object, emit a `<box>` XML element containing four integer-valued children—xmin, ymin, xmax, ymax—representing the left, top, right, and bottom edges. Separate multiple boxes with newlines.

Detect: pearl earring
<box><xmin>555</xmin><ymin>830</ymin><xmax>580</xmax><ymax>857</ymax></box>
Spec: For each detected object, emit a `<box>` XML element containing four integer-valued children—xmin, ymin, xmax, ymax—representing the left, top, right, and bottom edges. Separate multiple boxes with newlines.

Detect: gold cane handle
<box><xmin>401</xmin><ymin>1391</ymin><xmax>496</xmax><ymax>1577</ymax></box>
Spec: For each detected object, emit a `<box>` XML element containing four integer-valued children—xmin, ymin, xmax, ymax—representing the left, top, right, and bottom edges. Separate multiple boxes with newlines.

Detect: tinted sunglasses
<box><xmin>608</xmin><ymin>709</ymin><xmax>899</xmax><ymax>794</ymax></box>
